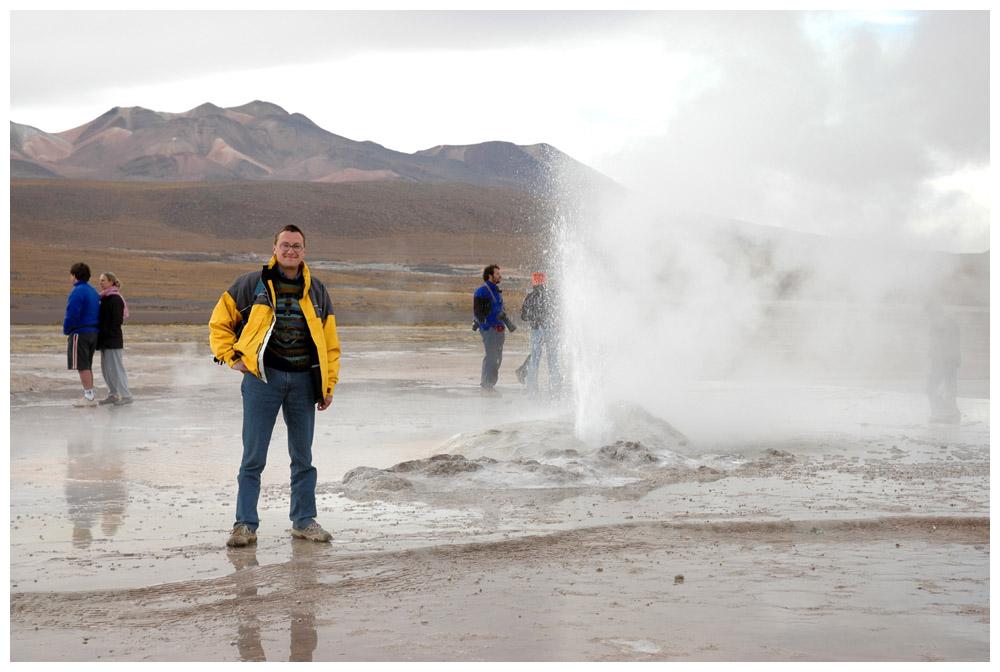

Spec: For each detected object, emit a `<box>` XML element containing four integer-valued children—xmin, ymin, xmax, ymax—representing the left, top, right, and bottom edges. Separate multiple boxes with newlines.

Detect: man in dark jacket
<box><xmin>63</xmin><ymin>262</ymin><xmax>101</xmax><ymax>407</ymax></box>
<box><xmin>519</xmin><ymin>272</ymin><xmax>562</xmax><ymax>398</ymax></box>
<box><xmin>473</xmin><ymin>264</ymin><xmax>506</xmax><ymax>392</ymax></box>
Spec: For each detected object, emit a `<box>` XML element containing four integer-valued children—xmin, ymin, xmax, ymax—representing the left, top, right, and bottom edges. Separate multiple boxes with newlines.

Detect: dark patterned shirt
<box><xmin>263</xmin><ymin>271</ymin><xmax>312</xmax><ymax>372</ymax></box>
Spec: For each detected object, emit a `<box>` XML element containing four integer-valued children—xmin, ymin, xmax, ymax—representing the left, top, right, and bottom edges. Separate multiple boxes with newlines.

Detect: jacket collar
<box><xmin>267</xmin><ymin>256</ymin><xmax>310</xmax><ymax>288</ymax></box>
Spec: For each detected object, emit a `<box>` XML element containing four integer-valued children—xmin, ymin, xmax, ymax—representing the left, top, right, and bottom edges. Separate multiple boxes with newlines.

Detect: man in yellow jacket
<box><xmin>210</xmin><ymin>224</ymin><xmax>341</xmax><ymax>547</ymax></box>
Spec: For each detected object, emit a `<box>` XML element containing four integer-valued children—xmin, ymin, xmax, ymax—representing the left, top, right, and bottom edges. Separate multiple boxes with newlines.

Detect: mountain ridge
<box><xmin>10</xmin><ymin>100</ymin><xmax>619</xmax><ymax>195</ymax></box>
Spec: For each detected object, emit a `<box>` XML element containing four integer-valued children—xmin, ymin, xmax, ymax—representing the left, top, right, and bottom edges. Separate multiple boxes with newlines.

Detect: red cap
<box><xmin>532</xmin><ymin>272</ymin><xmax>546</xmax><ymax>286</ymax></box>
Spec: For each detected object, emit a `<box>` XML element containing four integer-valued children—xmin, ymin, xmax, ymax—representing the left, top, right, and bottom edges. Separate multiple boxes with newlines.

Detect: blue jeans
<box><xmin>527</xmin><ymin>328</ymin><xmax>562</xmax><ymax>397</ymax></box>
<box><xmin>237</xmin><ymin>367</ymin><xmax>317</xmax><ymax>531</ymax></box>
<box><xmin>480</xmin><ymin>327</ymin><xmax>505</xmax><ymax>388</ymax></box>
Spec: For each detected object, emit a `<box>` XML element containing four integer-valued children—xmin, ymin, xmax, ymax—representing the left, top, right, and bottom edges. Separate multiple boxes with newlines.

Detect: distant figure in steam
<box><xmin>519</xmin><ymin>272</ymin><xmax>562</xmax><ymax>398</ymax></box>
<box><xmin>210</xmin><ymin>224</ymin><xmax>341</xmax><ymax>548</ymax></box>
<box><xmin>63</xmin><ymin>262</ymin><xmax>101</xmax><ymax>407</ymax></box>
<box><xmin>96</xmin><ymin>271</ymin><xmax>133</xmax><ymax>406</ymax></box>
<box><xmin>925</xmin><ymin>303</ymin><xmax>961</xmax><ymax>423</ymax></box>
<box><xmin>473</xmin><ymin>264</ymin><xmax>509</xmax><ymax>392</ymax></box>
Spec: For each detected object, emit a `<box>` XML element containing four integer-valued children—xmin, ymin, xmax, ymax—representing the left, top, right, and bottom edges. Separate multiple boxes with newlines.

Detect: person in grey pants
<box><xmin>97</xmin><ymin>271</ymin><xmax>133</xmax><ymax>405</ymax></box>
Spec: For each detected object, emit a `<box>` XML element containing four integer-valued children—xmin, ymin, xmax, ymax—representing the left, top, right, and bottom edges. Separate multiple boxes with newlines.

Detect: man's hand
<box><xmin>232</xmin><ymin>359</ymin><xmax>249</xmax><ymax>373</ymax></box>
<box><xmin>318</xmin><ymin>395</ymin><xmax>333</xmax><ymax>411</ymax></box>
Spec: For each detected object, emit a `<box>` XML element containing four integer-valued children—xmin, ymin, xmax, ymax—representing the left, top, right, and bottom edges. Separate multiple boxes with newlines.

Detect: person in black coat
<box><xmin>97</xmin><ymin>271</ymin><xmax>133</xmax><ymax>405</ymax></box>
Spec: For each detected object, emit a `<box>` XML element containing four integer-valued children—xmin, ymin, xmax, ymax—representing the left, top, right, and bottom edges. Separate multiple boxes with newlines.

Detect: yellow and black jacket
<box><xmin>209</xmin><ymin>257</ymin><xmax>340</xmax><ymax>401</ymax></box>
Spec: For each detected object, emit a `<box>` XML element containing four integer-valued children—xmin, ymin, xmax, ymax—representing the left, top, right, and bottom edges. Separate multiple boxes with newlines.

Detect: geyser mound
<box><xmin>340</xmin><ymin>403</ymin><xmax>703</xmax><ymax>496</ymax></box>
<box><xmin>443</xmin><ymin>401</ymin><xmax>694</xmax><ymax>461</ymax></box>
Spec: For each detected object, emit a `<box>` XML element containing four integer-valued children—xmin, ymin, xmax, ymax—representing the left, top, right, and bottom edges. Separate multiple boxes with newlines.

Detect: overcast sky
<box><xmin>8</xmin><ymin>10</ymin><xmax>991</xmax><ymax>253</ymax></box>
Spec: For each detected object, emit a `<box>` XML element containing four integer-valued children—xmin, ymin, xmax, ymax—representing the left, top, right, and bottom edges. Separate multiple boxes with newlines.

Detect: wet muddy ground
<box><xmin>8</xmin><ymin>326</ymin><xmax>990</xmax><ymax>661</ymax></box>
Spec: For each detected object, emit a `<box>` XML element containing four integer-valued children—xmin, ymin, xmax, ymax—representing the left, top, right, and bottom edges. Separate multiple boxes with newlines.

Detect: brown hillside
<box><xmin>11</xmin><ymin>179</ymin><xmax>552</xmax><ymax>326</ymax></box>
<box><xmin>11</xmin><ymin>179</ymin><xmax>553</xmax><ymax>244</ymax></box>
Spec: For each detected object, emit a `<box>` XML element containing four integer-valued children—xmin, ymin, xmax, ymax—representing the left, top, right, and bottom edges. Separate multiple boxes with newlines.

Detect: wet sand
<box><xmin>8</xmin><ymin>326</ymin><xmax>990</xmax><ymax>661</ymax></box>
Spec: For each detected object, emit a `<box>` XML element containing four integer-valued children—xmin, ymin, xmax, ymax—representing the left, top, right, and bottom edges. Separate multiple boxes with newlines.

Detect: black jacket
<box><xmin>97</xmin><ymin>293</ymin><xmax>125</xmax><ymax>350</ymax></box>
<box><xmin>520</xmin><ymin>285</ymin><xmax>556</xmax><ymax>329</ymax></box>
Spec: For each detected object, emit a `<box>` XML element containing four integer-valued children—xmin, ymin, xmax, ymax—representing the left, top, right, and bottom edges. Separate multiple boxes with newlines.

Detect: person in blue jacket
<box><xmin>473</xmin><ymin>264</ymin><xmax>507</xmax><ymax>392</ymax></box>
<box><xmin>63</xmin><ymin>262</ymin><xmax>101</xmax><ymax>407</ymax></box>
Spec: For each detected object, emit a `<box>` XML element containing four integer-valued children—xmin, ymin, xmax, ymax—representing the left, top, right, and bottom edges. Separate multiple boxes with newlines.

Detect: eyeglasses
<box><xmin>278</xmin><ymin>243</ymin><xmax>304</xmax><ymax>252</ymax></box>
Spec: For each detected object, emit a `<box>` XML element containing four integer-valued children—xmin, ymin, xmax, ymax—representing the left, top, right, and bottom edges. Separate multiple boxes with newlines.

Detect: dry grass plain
<box><xmin>11</xmin><ymin>179</ymin><xmax>546</xmax><ymax>326</ymax></box>
<box><xmin>12</xmin><ymin>240</ymin><xmax>529</xmax><ymax>326</ymax></box>
<box><xmin>13</xmin><ymin>243</ymin><xmax>535</xmax><ymax>327</ymax></box>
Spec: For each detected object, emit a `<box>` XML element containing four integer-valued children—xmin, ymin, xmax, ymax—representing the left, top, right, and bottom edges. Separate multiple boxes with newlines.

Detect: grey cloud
<box><xmin>604</xmin><ymin>11</ymin><xmax>988</xmax><ymax>250</ymax></box>
<box><xmin>893</xmin><ymin>12</ymin><xmax>989</xmax><ymax>162</ymax></box>
<box><xmin>10</xmin><ymin>10</ymin><xmax>642</xmax><ymax>106</ymax></box>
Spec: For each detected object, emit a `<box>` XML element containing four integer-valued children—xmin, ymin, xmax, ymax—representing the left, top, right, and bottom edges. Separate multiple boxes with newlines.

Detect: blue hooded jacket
<box><xmin>63</xmin><ymin>281</ymin><xmax>100</xmax><ymax>335</ymax></box>
<box><xmin>473</xmin><ymin>281</ymin><xmax>504</xmax><ymax>329</ymax></box>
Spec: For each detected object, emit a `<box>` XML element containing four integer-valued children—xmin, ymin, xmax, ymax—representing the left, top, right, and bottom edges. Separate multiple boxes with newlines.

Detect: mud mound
<box><xmin>439</xmin><ymin>402</ymin><xmax>695</xmax><ymax>463</ymax></box>
<box><xmin>340</xmin><ymin>441</ymin><xmax>702</xmax><ymax>498</ymax></box>
<box><xmin>338</xmin><ymin>404</ymin><xmax>706</xmax><ymax>497</ymax></box>
<box><xmin>597</xmin><ymin>441</ymin><xmax>661</xmax><ymax>466</ymax></box>
<box><xmin>341</xmin><ymin>467</ymin><xmax>415</xmax><ymax>492</ymax></box>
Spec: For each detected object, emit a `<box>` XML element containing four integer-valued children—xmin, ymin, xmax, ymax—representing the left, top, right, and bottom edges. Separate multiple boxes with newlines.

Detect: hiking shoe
<box><xmin>113</xmin><ymin>396</ymin><xmax>133</xmax><ymax>406</ymax></box>
<box><xmin>98</xmin><ymin>395</ymin><xmax>118</xmax><ymax>406</ymax></box>
<box><xmin>290</xmin><ymin>523</ymin><xmax>333</xmax><ymax>543</ymax></box>
<box><xmin>73</xmin><ymin>396</ymin><xmax>98</xmax><ymax>408</ymax></box>
<box><xmin>226</xmin><ymin>525</ymin><xmax>258</xmax><ymax>547</ymax></box>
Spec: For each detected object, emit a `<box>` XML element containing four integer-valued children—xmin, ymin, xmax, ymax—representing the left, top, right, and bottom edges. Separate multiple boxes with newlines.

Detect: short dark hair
<box><xmin>482</xmin><ymin>264</ymin><xmax>499</xmax><ymax>282</ymax></box>
<box><xmin>70</xmin><ymin>262</ymin><xmax>91</xmax><ymax>282</ymax></box>
<box><xmin>274</xmin><ymin>224</ymin><xmax>306</xmax><ymax>245</ymax></box>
